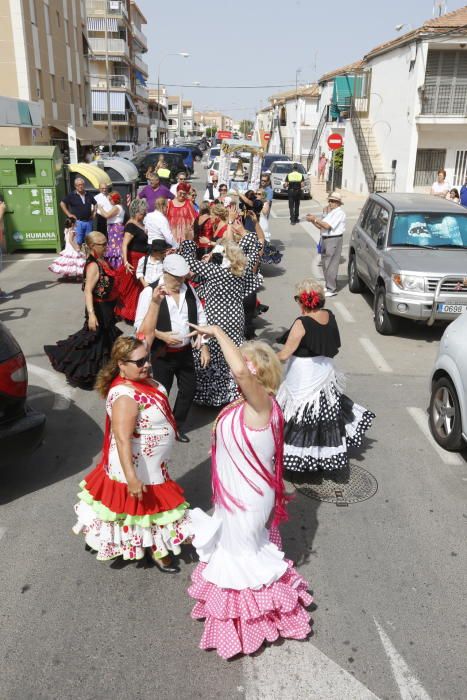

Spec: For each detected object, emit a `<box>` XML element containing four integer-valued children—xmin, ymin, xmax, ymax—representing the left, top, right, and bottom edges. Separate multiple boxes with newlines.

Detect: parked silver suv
<box><xmin>348</xmin><ymin>193</ymin><xmax>467</xmax><ymax>335</ymax></box>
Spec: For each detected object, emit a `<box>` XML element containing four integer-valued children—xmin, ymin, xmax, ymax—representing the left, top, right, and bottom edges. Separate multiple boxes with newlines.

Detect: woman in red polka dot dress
<box><xmin>72</xmin><ymin>335</ymin><xmax>191</xmax><ymax>571</ymax></box>
<box><xmin>187</xmin><ymin>323</ymin><xmax>313</xmax><ymax>659</ymax></box>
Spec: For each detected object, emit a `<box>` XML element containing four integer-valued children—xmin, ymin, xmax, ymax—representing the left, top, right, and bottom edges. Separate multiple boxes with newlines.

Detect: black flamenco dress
<box><xmin>276</xmin><ymin>312</ymin><xmax>375</xmax><ymax>473</ymax></box>
<box><xmin>44</xmin><ymin>256</ymin><xmax>122</xmax><ymax>390</ymax></box>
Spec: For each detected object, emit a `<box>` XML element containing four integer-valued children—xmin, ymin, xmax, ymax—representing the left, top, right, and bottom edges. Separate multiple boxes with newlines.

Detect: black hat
<box><xmin>150</xmin><ymin>239</ymin><xmax>172</xmax><ymax>253</ymax></box>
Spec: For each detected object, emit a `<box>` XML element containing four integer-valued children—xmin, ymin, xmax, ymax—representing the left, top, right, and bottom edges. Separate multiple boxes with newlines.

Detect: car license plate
<box><xmin>437</xmin><ymin>303</ymin><xmax>467</xmax><ymax>314</ymax></box>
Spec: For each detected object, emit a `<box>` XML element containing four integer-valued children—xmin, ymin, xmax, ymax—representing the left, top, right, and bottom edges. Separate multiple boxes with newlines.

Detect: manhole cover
<box><xmin>290</xmin><ymin>463</ymin><xmax>378</xmax><ymax>506</ymax></box>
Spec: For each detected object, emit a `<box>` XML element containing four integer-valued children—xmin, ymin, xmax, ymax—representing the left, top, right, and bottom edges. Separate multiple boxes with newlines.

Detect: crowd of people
<box><xmin>42</xmin><ymin>163</ymin><xmax>375</xmax><ymax>661</ymax></box>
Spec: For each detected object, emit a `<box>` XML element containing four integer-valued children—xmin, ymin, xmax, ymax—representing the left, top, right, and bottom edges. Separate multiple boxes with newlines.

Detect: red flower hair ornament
<box><xmin>299</xmin><ymin>290</ymin><xmax>321</xmax><ymax>309</ymax></box>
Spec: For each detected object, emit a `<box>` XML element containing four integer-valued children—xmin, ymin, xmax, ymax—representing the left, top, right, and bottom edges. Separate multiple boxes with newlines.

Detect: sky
<box><xmin>138</xmin><ymin>0</ymin><xmax>466</xmax><ymax>123</ymax></box>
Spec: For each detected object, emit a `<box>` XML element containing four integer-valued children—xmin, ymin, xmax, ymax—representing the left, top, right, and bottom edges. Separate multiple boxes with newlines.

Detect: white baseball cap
<box><xmin>162</xmin><ymin>254</ymin><xmax>190</xmax><ymax>277</ymax></box>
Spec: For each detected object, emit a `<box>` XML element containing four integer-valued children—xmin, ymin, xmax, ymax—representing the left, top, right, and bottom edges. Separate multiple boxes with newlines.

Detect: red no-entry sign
<box><xmin>263</xmin><ymin>133</ymin><xmax>271</xmax><ymax>141</ymax></box>
<box><xmin>327</xmin><ymin>133</ymin><xmax>343</xmax><ymax>150</ymax></box>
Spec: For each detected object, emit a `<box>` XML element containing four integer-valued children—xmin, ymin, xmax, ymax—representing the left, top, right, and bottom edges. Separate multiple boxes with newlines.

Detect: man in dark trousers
<box><xmin>136</xmin><ymin>254</ymin><xmax>210</xmax><ymax>443</ymax></box>
<box><xmin>284</xmin><ymin>163</ymin><xmax>304</xmax><ymax>225</ymax></box>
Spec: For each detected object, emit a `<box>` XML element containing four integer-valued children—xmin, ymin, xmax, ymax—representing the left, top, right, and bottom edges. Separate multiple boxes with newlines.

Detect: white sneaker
<box><xmin>325</xmin><ymin>290</ymin><xmax>337</xmax><ymax>297</ymax></box>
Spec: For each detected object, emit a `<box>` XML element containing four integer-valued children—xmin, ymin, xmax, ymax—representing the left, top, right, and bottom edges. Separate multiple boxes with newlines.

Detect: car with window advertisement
<box><xmin>348</xmin><ymin>193</ymin><xmax>467</xmax><ymax>334</ymax></box>
<box><xmin>269</xmin><ymin>161</ymin><xmax>311</xmax><ymax>199</ymax></box>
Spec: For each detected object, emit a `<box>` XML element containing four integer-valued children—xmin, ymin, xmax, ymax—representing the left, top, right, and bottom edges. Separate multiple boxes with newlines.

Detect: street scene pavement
<box><xmin>1</xmin><ymin>161</ymin><xmax>466</xmax><ymax>700</ymax></box>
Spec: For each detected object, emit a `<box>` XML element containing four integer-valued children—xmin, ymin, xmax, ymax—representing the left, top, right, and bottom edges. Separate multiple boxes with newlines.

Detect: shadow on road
<box><xmin>0</xmin><ymin>306</ymin><xmax>31</xmax><ymax>323</ymax></box>
<box><xmin>0</xmin><ymin>384</ymin><xmax>102</xmax><ymax>505</ymax></box>
<box><xmin>10</xmin><ymin>280</ymin><xmax>60</xmax><ymax>298</ymax></box>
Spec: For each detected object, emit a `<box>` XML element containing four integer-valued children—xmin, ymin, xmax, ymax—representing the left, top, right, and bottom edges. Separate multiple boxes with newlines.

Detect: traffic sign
<box><xmin>263</xmin><ymin>133</ymin><xmax>271</xmax><ymax>141</ymax></box>
<box><xmin>217</xmin><ymin>130</ymin><xmax>232</xmax><ymax>140</ymax></box>
<box><xmin>327</xmin><ymin>133</ymin><xmax>343</xmax><ymax>150</ymax></box>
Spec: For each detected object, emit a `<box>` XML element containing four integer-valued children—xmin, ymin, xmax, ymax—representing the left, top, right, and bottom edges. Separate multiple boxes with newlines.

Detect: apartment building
<box><xmin>307</xmin><ymin>6</ymin><xmax>467</xmax><ymax>195</ymax></box>
<box><xmin>148</xmin><ymin>86</ymin><xmax>168</xmax><ymax>145</ymax></box>
<box><xmin>166</xmin><ymin>96</ymin><xmax>194</xmax><ymax>139</ymax></box>
<box><xmin>87</xmin><ymin>0</ymin><xmax>149</xmax><ymax>146</ymax></box>
<box><xmin>194</xmin><ymin>110</ymin><xmax>233</xmax><ymax>133</ymax></box>
<box><xmin>0</xmin><ymin>0</ymin><xmax>95</xmax><ymax>147</ymax></box>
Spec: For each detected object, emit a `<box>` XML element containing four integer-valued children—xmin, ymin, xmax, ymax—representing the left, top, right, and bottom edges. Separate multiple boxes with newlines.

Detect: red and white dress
<box><xmin>73</xmin><ymin>378</ymin><xmax>191</xmax><ymax>561</ymax></box>
<box><xmin>48</xmin><ymin>228</ymin><xmax>85</xmax><ymax>279</ymax></box>
<box><xmin>188</xmin><ymin>399</ymin><xmax>312</xmax><ymax>659</ymax></box>
<box><xmin>166</xmin><ymin>199</ymin><xmax>196</xmax><ymax>243</ymax></box>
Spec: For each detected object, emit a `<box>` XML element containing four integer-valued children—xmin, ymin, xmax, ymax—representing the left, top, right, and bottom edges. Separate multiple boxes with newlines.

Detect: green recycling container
<box><xmin>0</xmin><ymin>146</ymin><xmax>66</xmax><ymax>253</ymax></box>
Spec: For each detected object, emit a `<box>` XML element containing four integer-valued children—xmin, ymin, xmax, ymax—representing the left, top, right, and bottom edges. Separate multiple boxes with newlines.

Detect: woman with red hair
<box><xmin>276</xmin><ymin>279</ymin><xmax>374</xmax><ymax>474</ymax></box>
<box><xmin>166</xmin><ymin>181</ymin><xmax>196</xmax><ymax>243</ymax></box>
<box><xmin>98</xmin><ymin>191</ymin><xmax>126</xmax><ymax>269</ymax></box>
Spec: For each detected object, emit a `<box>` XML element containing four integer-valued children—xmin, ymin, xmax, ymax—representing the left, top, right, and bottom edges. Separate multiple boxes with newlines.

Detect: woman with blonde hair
<box><xmin>186</xmin><ymin>322</ymin><xmax>312</xmax><ymax>658</ymax></box>
<box><xmin>44</xmin><ymin>232</ymin><xmax>121</xmax><ymax>389</ymax></box>
<box><xmin>179</xmin><ymin>238</ymin><xmax>250</xmax><ymax>406</ymax></box>
<box><xmin>276</xmin><ymin>279</ymin><xmax>374</xmax><ymax>473</ymax></box>
<box><xmin>73</xmin><ymin>330</ymin><xmax>191</xmax><ymax>570</ymax></box>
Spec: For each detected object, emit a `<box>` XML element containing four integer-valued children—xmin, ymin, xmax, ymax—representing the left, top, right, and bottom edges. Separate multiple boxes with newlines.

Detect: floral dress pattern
<box><xmin>73</xmin><ymin>383</ymin><xmax>191</xmax><ymax>561</ymax></box>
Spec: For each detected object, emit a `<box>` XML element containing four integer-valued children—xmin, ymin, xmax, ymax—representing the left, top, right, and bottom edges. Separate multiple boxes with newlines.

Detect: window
<box><xmin>390</xmin><ymin>212</ymin><xmax>467</xmax><ymax>248</ymax></box>
<box><xmin>36</xmin><ymin>69</ymin><xmax>42</xmax><ymax>98</ymax></box>
<box><xmin>56</xmin><ymin>10</ymin><xmax>61</xmax><ymax>28</ymax></box>
<box><xmin>44</xmin><ymin>5</ymin><xmax>50</xmax><ymax>34</ymax></box>
<box><xmin>454</xmin><ymin>150</ymin><xmax>467</xmax><ymax>188</ymax></box>
<box><xmin>50</xmin><ymin>75</ymin><xmax>56</xmax><ymax>101</ymax></box>
<box><xmin>64</xmin><ymin>19</ymin><xmax>69</xmax><ymax>44</ymax></box>
<box><xmin>365</xmin><ymin>205</ymin><xmax>389</xmax><ymax>245</ymax></box>
<box><xmin>61</xmin><ymin>76</ymin><xmax>65</xmax><ymax>90</ymax></box>
<box><xmin>279</xmin><ymin>106</ymin><xmax>286</xmax><ymax>126</ymax></box>
<box><xmin>414</xmin><ymin>149</ymin><xmax>446</xmax><ymax>187</ymax></box>
<box><xmin>29</xmin><ymin>0</ymin><xmax>36</xmax><ymax>24</ymax></box>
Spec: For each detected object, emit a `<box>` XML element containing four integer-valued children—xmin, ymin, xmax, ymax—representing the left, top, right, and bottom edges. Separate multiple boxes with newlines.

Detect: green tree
<box><xmin>239</xmin><ymin>119</ymin><xmax>253</xmax><ymax>136</ymax></box>
<box><xmin>205</xmin><ymin>127</ymin><xmax>217</xmax><ymax>137</ymax></box>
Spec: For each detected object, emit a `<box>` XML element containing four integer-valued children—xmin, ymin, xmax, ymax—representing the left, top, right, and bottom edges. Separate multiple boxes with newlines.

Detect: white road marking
<box><xmin>334</xmin><ymin>301</ymin><xmax>355</xmax><ymax>323</ymax></box>
<box><xmin>299</xmin><ymin>220</ymin><xmax>321</xmax><ymax>244</ymax></box>
<box><xmin>243</xmin><ymin>639</ymin><xmax>381</xmax><ymax>700</ymax></box>
<box><xmin>406</xmin><ymin>407</ymin><xmax>464</xmax><ymax>466</ymax></box>
<box><xmin>28</xmin><ymin>364</ymin><xmax>74</xmax><ymax>410</ymax></box>
<box><xmin>374</xmin><ymin>618</ymin><xmax>432</xmax><ymax>700</ymax></box>
<box><xmin>269</xmin><ymin>209</ymin><xmax>278</xmax><ymax>218</ymax></box>
<box><xmin>359</xmin><ymin>337</ymin><xmax>393</xmax><ymax>373</ymax></box>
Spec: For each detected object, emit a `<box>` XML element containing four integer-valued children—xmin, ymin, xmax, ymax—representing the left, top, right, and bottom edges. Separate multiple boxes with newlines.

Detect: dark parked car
<box><xmin>131</xmin><ymin>151</ymin><xmax>188</xmax><ymax>185</ymax></box>
<box><xmin>180</xmin><ymin>144</ymin><xmax>204</xmax><ymax>161</ymax></box>
<box><xmin>0</xmin><ymin>322</ymin><xmax>45</xmax><ymax>460</ymax></box>
<box><xmin>262</xmin><ymin>153</ymin><xmax>291</xmax><ymax>172</ymax></box>
<box><xmin>152</xmin><ymin>147</ymin><xmax>194</xmax><ymax>175</ymax></box>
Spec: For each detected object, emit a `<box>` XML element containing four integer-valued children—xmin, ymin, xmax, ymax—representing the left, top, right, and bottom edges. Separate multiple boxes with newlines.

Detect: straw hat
<box><xmin>328</xmin><ymin>191</ymin><xmax>343</xmax><ymax>204</ymax></box>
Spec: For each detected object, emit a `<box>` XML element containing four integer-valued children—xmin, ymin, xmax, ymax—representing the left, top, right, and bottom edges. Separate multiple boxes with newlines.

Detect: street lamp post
<box><xmin>157</xmin><ymin>52</ymin><xmax>189</xmax><ymax>146</ymax></box>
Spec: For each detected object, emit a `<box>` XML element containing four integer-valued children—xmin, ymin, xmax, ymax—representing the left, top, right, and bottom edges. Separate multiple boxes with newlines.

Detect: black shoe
<box><xmin>176</xmin><ymin>432</ymin><xmax>190</xmax><ymax>443</ymax></box>
<box><xmin>296</xmin><ymin>218</ymin><xmax>300</xmax><ymax>223</ymax></box>
<box><xmin>147</xmin><ymin>552</ymin><xmax>180</xmax><ymax>573</ymax></box>
<box><xmin>291</xmin><ymin>220</ymin><xmax>296</xmax><ymax>225</ymax></box>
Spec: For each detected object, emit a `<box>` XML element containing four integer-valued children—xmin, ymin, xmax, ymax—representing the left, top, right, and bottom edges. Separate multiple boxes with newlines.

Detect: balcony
<box><xmin>86</xmin><ymin>0</ymin><xmax>128</xmax><ymax>18</ymax></box>
<box><xmin>89</xmin><ymin>37</ymin><xmax>129</xmax><ymax>58</ymax></box>
<box><xmin>90</xmin><ymin>74</ymin><xmax>130</xmax><ymax>89</ymax></box>
<box><xmin>93</xmin><ymin>110</ymin><xmax>131</xmax><ymax>123</ymax></box>
<box><xmin>420</xmin><ymin>82</ymin><xmax>467</xmax><ymax>117</ymax></box>
<box><xmin>131</xmin><ymin>23</ymin><xmax>148</xmax><ymax>52</ymax></box>
<box><xmin>135</xmin><ymin>83</ymin><xmax>148</xmax><ymax>99</ymax></box>
<box><xmin>134</xmin><ymin>54</ymin><xmax>148</xmax><ymax>76</ymax></box>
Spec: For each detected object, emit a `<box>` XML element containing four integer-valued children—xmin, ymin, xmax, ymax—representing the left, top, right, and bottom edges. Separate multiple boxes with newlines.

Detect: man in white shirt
<box><xmin>203</xmin><ymin>176</ymin><xmax>220</xmax><ymax>202</ymax></box>
<box><xmin>307</xmin><ymin>191</ymin><xmax>346</xmax><ymax>297</ymax></box>
<box><xmin>170</xmin><ymin>172</ymin><xmax>188</xmax><ymax>196</ymax></box>
<box><xmin>145</xmin><ymin>197</ymin><xmax>178</xmax><ymax>248</ymax></box>
<box><xmin>136</xmin><ymin>254</ymin><xmax>210</xmax><ymax>443</ymax></box>
<box><xmin>93</xmin><ymin>183</ymin><xmax>113</xmax><ymax>236</ymax></box>
<box><xmin>136</xmin><ymin>239</ymin><xmax>171</xmax><ymax>287</ymax></box>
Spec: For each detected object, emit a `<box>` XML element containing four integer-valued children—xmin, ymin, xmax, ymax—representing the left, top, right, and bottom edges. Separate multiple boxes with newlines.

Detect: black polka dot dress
<box><xmin>180</xmin><ymin>241</ymin><xmax>247</xmax><ymax>407</ymax></box>
<box><xmin>276</xmin><ymin>312</ymin><xmax>375</xmax><ymax>473</ymax></box>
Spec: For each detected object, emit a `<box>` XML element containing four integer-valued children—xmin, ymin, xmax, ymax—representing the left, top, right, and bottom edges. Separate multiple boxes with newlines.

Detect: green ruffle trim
<box><xmin>77</xmin><ymin>481</ymin><xmax>189</xmax><ymax>527</ymax></box>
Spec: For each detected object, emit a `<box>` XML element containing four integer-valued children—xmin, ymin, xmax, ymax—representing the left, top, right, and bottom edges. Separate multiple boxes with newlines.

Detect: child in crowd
<box><xmin>135</xmin><ymin>239</ymin><xmax>172</xmax><ymax>287</ymax></box>
<box><xmin>48</xmin><ymin>219</ymin><xmax>85</xmax><ymax>281</ymax></box>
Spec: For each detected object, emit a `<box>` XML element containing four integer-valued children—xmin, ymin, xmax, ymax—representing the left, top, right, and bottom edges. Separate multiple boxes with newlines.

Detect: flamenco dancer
<box><xmin>187</xmin><ymin>323</ymin><xmax>313</xmax><ymax>659</ymax></box>
<box><xmin>48</xmin><ymin>219</ymin><xmax>85</xmax><ymax>281</ymax></box>
<box><xmin>73</xmin><ymin>332</ymin><xmax>191</xmax><ymax>570</ymax></box>
<box><xmin>44</xmin><ymin>232</ymin><xmax>121</xmax><ymax>390</ymax></box>
<box><xmin>276</xmin><ymin>280</ymin><xmax>374</xmax><ymax>473</ymax></box>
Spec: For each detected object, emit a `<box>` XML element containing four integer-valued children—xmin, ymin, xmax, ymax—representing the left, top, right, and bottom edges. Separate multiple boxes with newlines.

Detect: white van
<box><xmin>99</xmin><ymin>142</ymin><xmax>144</xmax><ymax>160</ymax></box>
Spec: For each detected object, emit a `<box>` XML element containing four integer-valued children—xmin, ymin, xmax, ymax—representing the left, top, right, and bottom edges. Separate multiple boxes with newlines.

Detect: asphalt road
<box><xmin>0</xmin><ymin>162</ymin><xmax>466</xmax><ymax>700</ymax></box>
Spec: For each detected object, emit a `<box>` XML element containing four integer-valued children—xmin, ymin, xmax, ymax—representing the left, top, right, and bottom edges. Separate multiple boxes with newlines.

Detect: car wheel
<box><xmin>429</xmin><ymin>376</ymin><xmax>463</xmax><ymax>451</ymax></box>
<box><xmin>348</xmin><ymin>253</ymin><xmax>363</xmax><ymax>293</ymax></box>
<box><xmin>373</xmin><ymin>285</ymin><xmax>399</xmax><ymax>335</ymax></box>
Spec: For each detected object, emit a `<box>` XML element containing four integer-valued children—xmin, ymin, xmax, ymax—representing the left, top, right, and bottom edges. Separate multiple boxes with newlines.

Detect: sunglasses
<box><xmin>124</xmin><ymin>354</ymin><xmax>150</xmax><ymax>368</ymax></box>
<box><xmin>219</xmin><ymin>188</ymin><xmax>227</xmax><ymax>192</ymax></box>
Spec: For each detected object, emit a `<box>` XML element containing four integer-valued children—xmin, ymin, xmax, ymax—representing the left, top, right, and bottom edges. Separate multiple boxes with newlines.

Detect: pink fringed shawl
<box><xmin>211</xmin><ymin>399</ymin><xmax>290</xmax><ymax>526</ymax></box>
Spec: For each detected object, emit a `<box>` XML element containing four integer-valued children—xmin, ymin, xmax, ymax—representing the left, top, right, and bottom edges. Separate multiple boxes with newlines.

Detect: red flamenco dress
<box><xmin>115</xmin><ymin>222</ymin><xmax>147</xmax><ymax>324</ymax></box>
<box><xmin>166</xmin><ymin>199</ymin><xmax>197</xmax><ymax>244</ymax></box>
<box><xmin>73</xmin><ymin>377</ymin><xmax>191</xmax><ymax>561</ymax></box>
<box><xmin>188</xmin><ymin>399</ymin><xmax>313</xmax><ymax>659</ymax></box>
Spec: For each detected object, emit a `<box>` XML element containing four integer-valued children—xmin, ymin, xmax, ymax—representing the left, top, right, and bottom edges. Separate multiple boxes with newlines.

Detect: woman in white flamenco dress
<box><xmin>187</xmin><ymin>322</ymin><xmax>313</xmax><ymax>660</ymax></box>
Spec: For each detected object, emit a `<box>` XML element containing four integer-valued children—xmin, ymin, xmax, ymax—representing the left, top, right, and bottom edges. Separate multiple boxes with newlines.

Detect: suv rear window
<box><xmin>272</xmin><ymin>163</ymin><xmax>305</xmax><ymax>174</ymax></box>
<box><xmin>390</xmin><ymin>212</ymin><xmax>467</xmax><ymax>248</ymax></box>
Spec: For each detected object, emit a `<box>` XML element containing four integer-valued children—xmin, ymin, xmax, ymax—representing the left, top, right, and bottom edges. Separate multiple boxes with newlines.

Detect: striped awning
<box><xmin>125</xmin><ymin>93</ymin><xmax>137</xmax><ymax>113</ymax></box>
<box><xmin>87</xmin><ymin>17</ymin><xmax>119</xmax><ymax>32</ymax></box>
<box><xmin>91</xmin><ymin>90</ymin><xmax>126</xmax><ymax>114</ymax></box>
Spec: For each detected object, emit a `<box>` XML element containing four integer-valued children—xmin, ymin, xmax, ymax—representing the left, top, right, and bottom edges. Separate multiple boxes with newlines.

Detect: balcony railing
<box><xmin>135</xmin><ymin>83</ymin><xmax>148</xmax><ymax>99</ymax></box>
<box><xmin>131</xmin><ymin>23</ymin><xmax>148</xmax><ymax>51</ymax></box>
<box><xmin>93</xmin><ymin>111</ymin><xmax>130</xmax><ymax>123</ymax></box>
<box><xmin>90</xmin><ymin>74</ymin><xmax>130</xmax><ymax>89</ymax></box>
<box><xmin>134</xmin><ymin>54</ymin><xmax>148</xmax><ymax>75</ymax></box>
<box><xmin>89</xmin><ymin>37</ymin><xmax>129</xmax><ymax>58</ymax></box>
<box><xmin>420</xmin><ymin>82</ymin><xmax>467</xmax><ymax>116</ymax></box>
<box><xmin>86</xmin><ymin>0</ymin><xmax>128</xmax><ymax>18</ymax></box>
